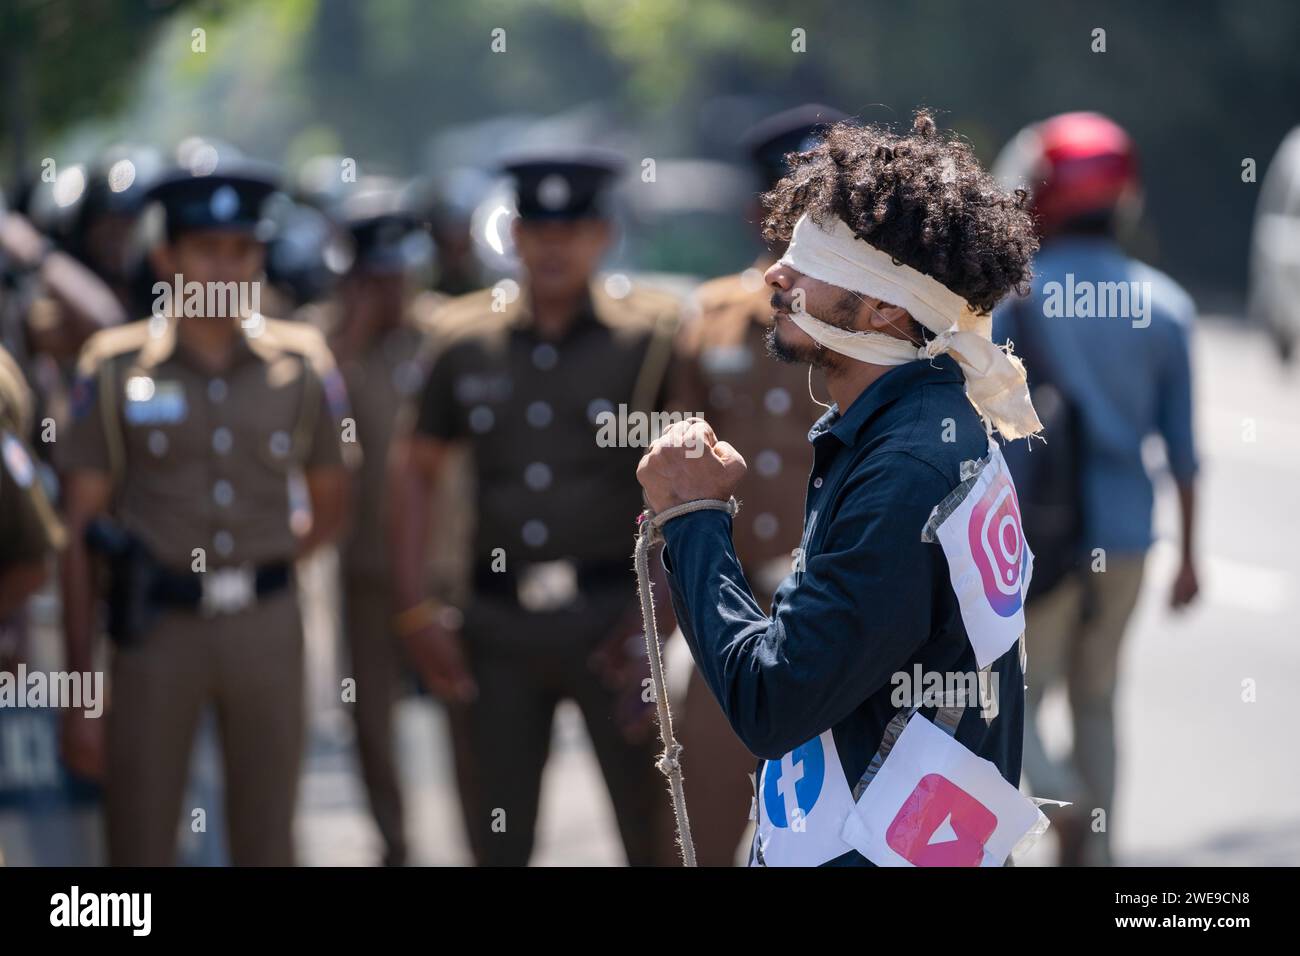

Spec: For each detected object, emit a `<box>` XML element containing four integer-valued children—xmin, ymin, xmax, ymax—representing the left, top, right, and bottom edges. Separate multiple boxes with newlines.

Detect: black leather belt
<box><xmin>473</xmin><ymin>558</ymin><xmax>629</xmax><ymax>602</ymax></box>
<box><xmin>151</xmin><ymin>561</ymin><xmax>292</xmax><ymax>614</ymax></box>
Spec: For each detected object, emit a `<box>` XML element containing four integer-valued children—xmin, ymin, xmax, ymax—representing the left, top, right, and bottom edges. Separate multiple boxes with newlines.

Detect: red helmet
<box><xmin>995</xmin><ymin>111</ymin><xmax>1140</xmax><ymax>238</ymax></box>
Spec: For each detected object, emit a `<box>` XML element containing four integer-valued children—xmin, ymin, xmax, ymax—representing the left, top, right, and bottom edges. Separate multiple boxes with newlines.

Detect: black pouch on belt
<box><xmin>84</xmin><ymin>518</ymin><xmax>159</xmax><ymax>647</ymax></box>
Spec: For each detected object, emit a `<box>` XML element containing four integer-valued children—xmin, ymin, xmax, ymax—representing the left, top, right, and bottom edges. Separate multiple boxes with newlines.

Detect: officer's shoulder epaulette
<box><xmin>679</xmin><ymin>271</ymin><xmax>771</xmax><ymax>353</ymax></box>
<box><xmin>75</xmin><ymin>320</ymin><xmax>156</xmax><ymax>377</ymax></box>
<box><xmin>592</xmin><ymin>281</ymin><xmax>684</xmax><ymax>341</ymax></box>
<box><xmin>258</xmin><ymin>317</ymin><xmax>337</xmax><ymax>375</ymax></box>
<box><xmin>423</xmin><ymin>287</ymin><xmax>515</xmax><ymax>346</ymax></box>
<box><xmin>290</xmin><ymin>301</ymin><xmax>339</xmax><ymax>338</ymax></box>
<box><xmin>407</xmin><ymin>290</ymin><xmax>449</xmax><ymax>337</ymax></box>
<box><xmin>618</xmin><ymin>282</ymin><xmax>684</xmax><ymax>318</ymax></box>
<box><xmin>691</xmin><ymin>272</ymin><xmax>756</xmax><ymax>311</ymax></box>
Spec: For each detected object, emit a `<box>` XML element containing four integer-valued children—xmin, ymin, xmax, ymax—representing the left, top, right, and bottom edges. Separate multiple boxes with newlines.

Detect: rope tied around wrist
<box><xmin>633</xmin><ymin>495</ymin><xmax>740</xmax><ymax>867</ymax></box>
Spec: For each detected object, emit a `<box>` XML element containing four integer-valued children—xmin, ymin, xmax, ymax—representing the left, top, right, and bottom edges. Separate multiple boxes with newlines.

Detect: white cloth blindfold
<box><xmin>777</xmin><ymin>213</ymin><xmax>1042</xmax><ymax>440</ymax></box>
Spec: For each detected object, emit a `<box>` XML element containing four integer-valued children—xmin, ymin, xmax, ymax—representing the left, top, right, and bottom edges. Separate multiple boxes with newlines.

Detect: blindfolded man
<box><xmin>638</xmin><ymin>111</ymin><xmax>1048</xmax><ymax>867</ymax></box>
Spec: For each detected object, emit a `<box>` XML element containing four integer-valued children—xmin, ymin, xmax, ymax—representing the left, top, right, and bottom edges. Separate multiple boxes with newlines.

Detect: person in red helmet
<box><xmin>993</xmin><ymin>112</ymin><xmax>1201</xmax><ymax>866</ymax></box>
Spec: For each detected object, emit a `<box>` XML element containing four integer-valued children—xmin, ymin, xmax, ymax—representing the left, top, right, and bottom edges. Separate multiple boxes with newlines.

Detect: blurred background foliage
<box><xmin>3</xmin><ymin>0</ymin><xmax>1297</xmax><ymax>303</ymax></box>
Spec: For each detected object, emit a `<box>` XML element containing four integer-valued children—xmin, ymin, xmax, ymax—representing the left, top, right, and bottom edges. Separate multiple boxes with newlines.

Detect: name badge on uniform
<box><xmin>924</xmin><ymin>441</ymin><xmax>1033</xmax><ymax>669</ymax></box>
<box><xmin>123</xmin><ymin>378</ymin><xmax>188</xmax><ymax>426</ymax></box>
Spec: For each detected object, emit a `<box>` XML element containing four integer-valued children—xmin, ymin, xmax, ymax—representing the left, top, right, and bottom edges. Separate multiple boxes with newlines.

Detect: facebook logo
<box><xmin>762</xmin><ymin>737</ymin><xmax>826</xmax><ymax>828</ymax></box>
<box><xmin>885</xmin><ymin>773</ymin><xmax>997</xmax><ymax>866</ymax></box>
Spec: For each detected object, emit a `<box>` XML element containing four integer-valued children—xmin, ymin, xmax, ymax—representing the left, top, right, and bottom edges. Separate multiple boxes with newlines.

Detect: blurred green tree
<box><xmin>0</xmin><ymin>0</ymin><xmax>216</xmax><ymax>186</ymax></box>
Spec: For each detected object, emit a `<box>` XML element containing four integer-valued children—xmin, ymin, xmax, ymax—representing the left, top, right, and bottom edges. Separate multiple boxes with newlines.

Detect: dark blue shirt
<box><xmin>662</xmin><ymin>354</ymin><xmax>1026</xmax><ymax>866</ymax></box>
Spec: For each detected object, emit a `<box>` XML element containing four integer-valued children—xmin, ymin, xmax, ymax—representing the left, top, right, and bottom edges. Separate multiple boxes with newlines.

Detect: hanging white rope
<box><xmin>632</xmin><ymin>495</ymin><xmax>740</xmax><ymax>868</ymax></box>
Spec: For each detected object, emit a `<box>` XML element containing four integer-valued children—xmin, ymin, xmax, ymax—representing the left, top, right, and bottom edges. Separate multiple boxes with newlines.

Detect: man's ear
<box><xmin>866</xmin><ymin>301</ymin><xmax>914</xmax><ymax>339</ymax></box>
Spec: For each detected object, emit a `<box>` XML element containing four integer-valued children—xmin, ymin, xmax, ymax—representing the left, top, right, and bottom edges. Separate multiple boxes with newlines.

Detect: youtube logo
<box><xmin>885</xmin><ymin>773</ymin><xmax>997</xmax><ymax>866</ymax></box>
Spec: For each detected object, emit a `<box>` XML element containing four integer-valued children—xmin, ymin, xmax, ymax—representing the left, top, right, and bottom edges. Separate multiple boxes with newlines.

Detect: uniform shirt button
<box><xmin>268</xmin><ymin>430</ymin><xmax>292</xmax><ymax>458</ymax></box>
<box><xmin>764</xmin><ymin>387</ymin><xmax>792</xmax><ymax>416</ymax></box>
<box><xmin>468</xmin><ymin>406</ymin><xmax>494</xmax><ymax>433</ymax></box>
<box><xmin>394</xmin><ymin>359</ymin><xmax>422</xmax><ymax>395</ymax></box>
<box><xmin>521</xmin><ymin>519</ymin><xmax>549</xmax><ymax>548</ymax></box>
<box><xmin>586</xmin><ymin>398</ymin><xmax>613</xmax><ymax>426</ymax></box>
<box><xmin>147</xmin><ymin>430</ymin><xmax>168</xmax><ymax>457</ymax></box>
<box><xmin>531</xmin><ymin>343</ymin><xmax>558</xmax><ymax>371</ymax></box>
<box><xmin>208</xmin><ymin>378</ymin><xmax>228</xmax><ymax>403</ymax></box>
<box><xmin>756</xmin><ymin>450</ymin><xmax>782</xmax><ymax>478</ymax></box>
<box><xmin>212</xmin><ymin>427</ymin><xmax>233</xmax><ymax>455</ymax></box>
<box><xmin>813</xmin><ymin>476</ymin><xmax>824</xmax><ymax>489</ymax></box>
<box><xmin>213</xmin><ymin>480</ymin><xmax>234</xmax><ymax>507</ymax></box>
<box><xmin>213</xmin><ymin>530</ymin><xmax>234</xmax><ymax>556</ymax></box>
<box><xmin>526</xmin><ymin>400</ymin><xmax>553</xmax><ymax>429</ymax></box>
<box><xmin>524</xmin><ymin>462</ymin><xmax>552</xmax><ymax>491</ymax></box>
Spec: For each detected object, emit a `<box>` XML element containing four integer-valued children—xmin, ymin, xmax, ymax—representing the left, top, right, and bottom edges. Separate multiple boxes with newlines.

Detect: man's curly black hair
<box><xmin>762</xmin><ymin>110</ymin><xmax>1038</xmax><ymax>315</ymax></box>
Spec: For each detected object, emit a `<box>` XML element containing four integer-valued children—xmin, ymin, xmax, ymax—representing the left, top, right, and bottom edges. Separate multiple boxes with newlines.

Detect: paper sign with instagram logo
<box><xmin>933</xmin><ymin>443</ymin><xmax>1034</xmax><ymax>669</ymax></box>
<box><xmin>839</xmin><ymin>713</ymin><xmax>1046</xmax><ymax>867</ymax></box>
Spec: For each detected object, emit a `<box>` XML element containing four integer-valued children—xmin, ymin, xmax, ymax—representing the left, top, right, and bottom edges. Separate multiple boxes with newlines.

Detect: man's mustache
<box><xmin>770</xmin><ymin>291</ymin><xmax>796</xmax><ymax>313</ymax></box>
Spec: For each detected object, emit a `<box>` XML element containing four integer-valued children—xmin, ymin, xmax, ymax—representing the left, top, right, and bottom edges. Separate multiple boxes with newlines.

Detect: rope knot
<box><xmin>656</xmin><ymin>743</ymin><xmax>683</xmax><ymax>777</ymax></box>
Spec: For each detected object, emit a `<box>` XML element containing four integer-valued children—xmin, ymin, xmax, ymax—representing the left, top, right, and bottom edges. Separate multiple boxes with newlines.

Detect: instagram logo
<box><xmin>886</xmin><ymin>773</ymin><xmax>997</xmax><ymax>866</ymax></box>
<box><xmin>967</xmin><ymin>469</ymin><xmax>1027</xmax><ymax>617</ymax></box>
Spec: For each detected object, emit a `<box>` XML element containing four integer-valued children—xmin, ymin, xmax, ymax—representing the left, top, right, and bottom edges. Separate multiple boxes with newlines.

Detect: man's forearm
<box><xmin>1176</xmin><ymin>480</ymin><xmax>1196</xmax><ymax>561</ymax></box>
<box><xmin>660</xmin><ymin>509</ymin><xmax>795</xmax><ymax>756</ymax></box>
<box><xmin>387</xmin><ymin>446</ymin><xmax>436</xmax><ymax>614</ymax></box>
<box><xmin>298</xmin><ymin>469</ymin><xmax>350</xmax><ymax>558</ymax></box>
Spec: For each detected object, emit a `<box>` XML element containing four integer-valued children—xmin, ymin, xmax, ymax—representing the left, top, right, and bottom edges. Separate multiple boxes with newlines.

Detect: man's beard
<box><xmin>764</xmin><ymin>321</ymin><xmax>832</xmax><ymax>367</ymax></box>
<box><xmin>765</xmin><ymin>288</ymin><xmax>861</xmax><ymax>369</ymax></box>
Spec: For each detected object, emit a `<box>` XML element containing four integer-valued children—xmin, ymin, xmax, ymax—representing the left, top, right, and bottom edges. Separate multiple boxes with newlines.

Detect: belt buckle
<box><xmin>516</xmin><ymin>559</ymin><xmax>578</xmax><ymax>613</ymax></box>
<box><xmin>201</xmin><ymin>565</ymin><xmax>255</xmax><ymax>616</ymax></box>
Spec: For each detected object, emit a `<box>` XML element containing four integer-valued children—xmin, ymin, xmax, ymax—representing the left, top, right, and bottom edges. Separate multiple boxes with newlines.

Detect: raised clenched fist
<box><xmin>636</xmin><ymin>417</ymin><xmax>747</xmax><ymax>514</ymax></box>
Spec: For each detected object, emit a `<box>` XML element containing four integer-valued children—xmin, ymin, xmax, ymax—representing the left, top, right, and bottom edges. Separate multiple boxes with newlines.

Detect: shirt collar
<box><xmin>507</xmin><ymin>282</ymin><xmax>604</xmax><ymax>330</ymax></box>
<box><xmin>138</xmin><ymin>315</ymin><xmax>278</xmax><ymax>372</ymax></box>
<box><xmin>809</xmin><ymin>354</ymin><xmax>964</xmax><ymax>446</ymax></box>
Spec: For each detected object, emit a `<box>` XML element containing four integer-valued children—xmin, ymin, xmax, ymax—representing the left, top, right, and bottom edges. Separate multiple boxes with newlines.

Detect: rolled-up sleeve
<box><xmin>661</xmin><ymin>452</ymin><xmax>949</xmax><ymax>759</ymax></box>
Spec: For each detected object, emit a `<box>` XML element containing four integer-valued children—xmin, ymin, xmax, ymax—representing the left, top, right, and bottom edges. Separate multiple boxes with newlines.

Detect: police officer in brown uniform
<box><xmin>0</xmin><ymin>343</ymin><xmax>64</xmax><ymax>621</ymax></box>
<box><xmin>669</xmin><ymin>105</ymin><xmax>850</xmax><ymax>865</ymax></box>
<box><xmin>326</xmin><ymin>185</ymin><xmax>440</xmax><ymax>866</ymax></box>
<box><xmin>56</xmin><ymin>164</ymin><xmax>353</xmax><ymax>866</ymax></box>
<box><xmin>389</xmin><ymin>151</ymin><xmax>681</xmax><ymax>866</ymax></box>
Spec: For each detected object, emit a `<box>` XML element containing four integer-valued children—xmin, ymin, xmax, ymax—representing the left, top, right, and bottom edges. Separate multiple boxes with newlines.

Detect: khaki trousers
<box><xmin>456</xmin><ymin>592</ymin><xmax>666</xmax><ymax>867</ymax></box>
<box><xmin>1020</xmin><ymin>556</ymin><xmax>1145</xmax><ymax>864</ymax></box>
<box><xmin>341</xmin><ymin>576</ymin><xmax>407</xmax><ymax>865</ymax></box>
<box><xmin>106</xmin><ymin>589</ymin><xmax>304</xmax><ymax>866</ymax></box>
